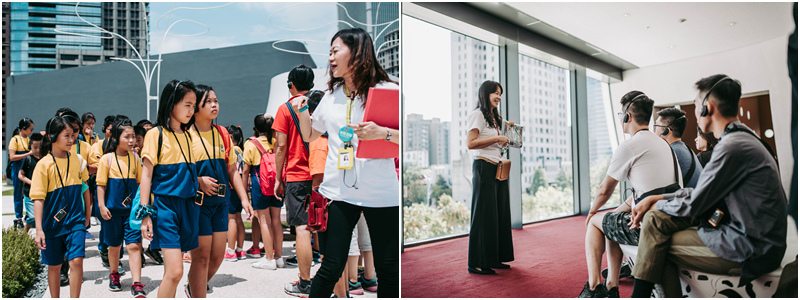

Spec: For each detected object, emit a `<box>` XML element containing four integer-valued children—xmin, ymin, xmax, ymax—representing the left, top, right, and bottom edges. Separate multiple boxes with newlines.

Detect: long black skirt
<box><xmin>468</xmin><ymin>159</ymin><xmax>514</xmax><ymax>268</ymax></box>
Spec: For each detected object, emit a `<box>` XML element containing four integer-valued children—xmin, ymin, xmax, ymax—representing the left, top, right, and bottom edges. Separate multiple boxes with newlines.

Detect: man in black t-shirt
<box><xmin>17</xmin><ymin>133</ymin><xmax>43</xmax><ymax>233</ymax></box>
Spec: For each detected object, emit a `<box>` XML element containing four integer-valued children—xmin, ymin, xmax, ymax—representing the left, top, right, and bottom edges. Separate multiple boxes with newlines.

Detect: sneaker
<box><xmin>109</xmin><ymin>272</ymin><xmax>122</xmax><ymax>291</ymax></box>
<box><xmin>276</xmin><ymin>257</ymin><xmax>285</xmax><ymax>268</ymax></box>
<box><xmin>578</xmin><ymin>281</ymin><xmax>607</xmax><ymax>298</ymax></box>
<box><xmin>236</xmin><ymin>250</ymin><xmax>246</xmax><ymax>260</ymax></box>
<box><xmin>606</xmin><ymin>286</ymin><xmax>619</xmax><ymax>298</ymax></box>
<box><xmin>601</xmin><ymin>260</ymin><xmax>633</xmax><ymax>279</ymax></box>
<box><xmin>184</xmin><ymin>284</ymin><xmax>192</xmax><ymax>298</ymax></box>
<box><xmin>348</xmin><ymin>281</ymin><xmax>364</xmax><ymax>295</ymax></box>
<box><xmin>13</xmin><ymin>218</ymin><xmax>22</xmax><ymax>229</ymax></box>
<box><xmin>246</xmin><ymin>247</ymin><xmax>261</xmax><ymax>258</ymax></box>
<box><xmin>91</xmin><ymin>216</ymin><xmax>100</xmax><ymax>225</ymax></box>
<box><xmin>60</xmin><ymin>272</ymin><xmax>69</xmax><ymax>286</ymax></box>
<box><xmin>286</xmin><ymin>256</ymin><xmax>298</xmax><ymax>267</ymax></box>
<box><xmin>312</xmin><ymin>250</ymin><xmax>321</xmax><ymax>264</ymax></box>
<box><xmin>260</xmin><ymin>247</ymin><xmax>266</xmax><ymax>257</ymax></box>
<box><xmin>183</xmin><ymin>252</ymin><xmax>191</xmax><ymax>263</ymax></box>
<box><xmin>144</xmin><ymin>246</ymin><xmax>164</xmax><ymax>265</ymax></box>
<box><xmin>118</xmin><ymin>264</ymin><xmax>126</xmax><ymax>275</ymax></box>
<box><xmin>284</xmin><ymin>278</ymin><xmax>311</xmax><ymax>297</ymax></box>
<box><xmin>132</xmin><ymin>282</ymin><xmax>147</xmax><ymax>298</ymax></box>
<box><xmin>85</xmin><ymin>231</ymin><xmax>95</xmax><ymax>240</ymax></box>
<box><xmin>100</xmin><ymin>249</ymin><xmax>110</xmax><ymax>267</ymax></box>
<box><xmin>252</xmin><ymin>258</ymin><xmax>278</xmax><ymax>270</ymax></box>
<box><xmin>360</xmin><ymin>277</ymin><xmax>378</xmax><ymax>292</ymax></box>
<box><xmin>224</xmin><ymin>249</ymin><xmax>238</xmax><ymax>262</ymax></box>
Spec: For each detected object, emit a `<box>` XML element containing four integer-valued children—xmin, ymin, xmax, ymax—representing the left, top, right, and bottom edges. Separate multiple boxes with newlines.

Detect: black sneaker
<box><xmin>606</xmin><ymin>286</ymin><xmax>619</xmax><ymax>298</ymax></box>
<box><xmin>109</xmin><ymin>272</ymin><xmax>122</xmax><ymax>291</ymax></box>
<box><xmin>100</xmin><ymin>249</ymin><xmax>110</xmax><ymax>267</ymax></box>
<box><xmin>285</xmin><ymin>256</ymin><xmax>298</xmax><ymax>267</ymax></box>
<box><xmin>60</xmin><ymin>263</ymin><xmax>69</xmax><ymax>286</ymax></box>
<box><xmin>132</xmin><ymin>282</ymin><xmax>147</xmax><ymax>298</ymax></box>
<box><xmin>141</xmin><ymin>253</ymin><xmax>146</xmax><ymax>268</ymax></box>
<box><xmin>578</xmin><ymin>281</ymin><xmax>607</xmax><ymax>298</ymax></box>
<box><xmin>145</xmin><ymin>246</ymin><xmax>164</xmax><ymax>265</ymax></box>
<box><xmin>601</xmin><ymin>260</ymin><xmax>633</xmax><ymax>279</ymax></box>
<box><xmin>284</xmin><ymin>278</ymin><xmax>311</xmax><ymax>297</ymax></box>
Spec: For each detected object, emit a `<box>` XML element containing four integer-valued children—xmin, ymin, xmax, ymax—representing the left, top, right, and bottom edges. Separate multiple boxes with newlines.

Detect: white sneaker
<box><xmin>276</xmin><ymin>257</ymin><xmax>285</xmax><ymax>268</ymax></box>
<box><xmin>91</xmin><ymin>217</ymin><xmax>99</xmax><ymax>226</ymax></box>
<box><xmin>252</xmin><ymin>259</ymin><xmax>277</xmax><ymax>270</ymax></box>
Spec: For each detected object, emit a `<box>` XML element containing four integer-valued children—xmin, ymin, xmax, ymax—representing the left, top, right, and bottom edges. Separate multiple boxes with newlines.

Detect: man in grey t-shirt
<box><xmin>654</xmin><ymin>108</ymin><xmax>703</xmax><ymax>188</ymax></box>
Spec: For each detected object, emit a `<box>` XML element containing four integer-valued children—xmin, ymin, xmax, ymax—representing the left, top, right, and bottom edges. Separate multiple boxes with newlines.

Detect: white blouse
<box><xmin>467</xmin><ymin>109</ymin><xmax>503</xmax><ymax>163</ymax></box>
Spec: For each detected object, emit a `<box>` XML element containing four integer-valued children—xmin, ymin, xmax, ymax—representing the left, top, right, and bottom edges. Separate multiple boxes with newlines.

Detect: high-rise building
<box><xmin>518</xmin><ymin>55</ymin><xmax>571</xmax><ymax>186</ymax></box>
<box><xmin>100</xmin><ymin>2</ymin><xmax>149</xmax><ymax>58</ymax></box>
<box><xmin>449</xmin><ymin>32</ymin><xmax>500</xmax><ymax>206</ymax></box>
<box><xmin>3</xmin><ymin>2</ymin><xmax>11</xmax><ymax>150</ymax></box>
<box><xmin>404</xmin><ymin>113</ymin><xmax>430</xmax><ymax>153</ymax></box>
<box><xmin>337</xmin><ymin>2</ymin><xmax>398</xmax><ymax>76</ymax></box>
<box><xmin>377</xmin><ymin>28</ymin><xmax>398</xmax><ymax>77</ymax></box>
<box><xmin>428</xmin><ymin>118</ymin><xmax>449</xmax><ymax>165</ymax></box>
<box><xmin>587</xmin><ymin>77</ymin><xmax>613</xmax><ymax>162</ymax></box>
<box><xmin>404</xmin><ymin>113</ymin><xmax>450</xmax><ymax>169</ymax></box>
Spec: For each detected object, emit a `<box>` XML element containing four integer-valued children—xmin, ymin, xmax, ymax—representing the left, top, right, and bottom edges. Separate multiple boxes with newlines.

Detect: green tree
<box><xmin>556</xmin><ymin>168</ymin><xmax>572</xmax><ymax>189</ymax></box>
<box><xmin>527</xmin><ymin>167</ymin><xmax>547</xmax><ymax>195</ymax></box>
<box><xmin>402</xmin><ymin>167</ymin><xmax>427</xmax><ymax>205</ymax></box>
<box><xmin>430</xmin><ymin>175</ymin><xmax>452</xmax><ymax>201</ymax></box>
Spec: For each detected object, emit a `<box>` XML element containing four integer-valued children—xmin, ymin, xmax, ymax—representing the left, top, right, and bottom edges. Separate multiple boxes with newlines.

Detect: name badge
<box><xmin>337</xmin><ymin>147</ymin><xmax>354</xmax><ymax>170</ymax></box>
<box><xmin>338</xmin><ymin>127</ymin><xmax>354</xmax><ymax>143</ymax></box>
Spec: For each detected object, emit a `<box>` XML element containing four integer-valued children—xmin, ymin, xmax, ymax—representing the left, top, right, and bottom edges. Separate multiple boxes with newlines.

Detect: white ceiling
<box><xmin>505</xmin><ymin>2</ymin><xmax>795</xmax><ymax>68</ymax></box>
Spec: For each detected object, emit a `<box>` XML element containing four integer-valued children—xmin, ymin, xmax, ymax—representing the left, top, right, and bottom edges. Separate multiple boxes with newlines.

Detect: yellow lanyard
<box><xmin>344</xmin><ymin>85</ymin><xmax>355</xmax><ymax>125</ymax></box>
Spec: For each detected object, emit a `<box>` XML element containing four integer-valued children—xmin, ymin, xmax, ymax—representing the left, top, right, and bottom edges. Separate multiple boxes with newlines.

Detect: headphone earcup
<box><xmin>661</xmin><ymin>127</ymin><xmax>669</xmax><ymax>136</ymax></box>
<box><xmin>700</xmin><ymin>104</ymin><xmax>709</xmax><ymax>117</ymax></box>
<box><xmin>623</xmin><ymin>113</ymin><xmax>630</xmax><ymax>123</ymax></box>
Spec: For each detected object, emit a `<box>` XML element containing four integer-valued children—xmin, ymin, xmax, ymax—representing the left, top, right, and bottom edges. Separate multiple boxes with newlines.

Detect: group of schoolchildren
<box><xmin>6</xmin><ymin>27</ymin><xmax>399</xmax><ymax>299</ymax></box>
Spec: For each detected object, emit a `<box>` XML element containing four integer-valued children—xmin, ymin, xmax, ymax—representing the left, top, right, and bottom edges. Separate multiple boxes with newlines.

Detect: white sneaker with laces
<box><xmin>276</xmin><ymin>257</ymin><xmax>285</xmax><ymax>268</ymax></box>
<box><xmin>91</xmin><ymin>217</ymin><xmax>99</xmax><ymax>226</ymax></box>
<box><xmin>252</xmin><ymin>258</ymin><xmax>277</xmax><ymax>270</ymax></box>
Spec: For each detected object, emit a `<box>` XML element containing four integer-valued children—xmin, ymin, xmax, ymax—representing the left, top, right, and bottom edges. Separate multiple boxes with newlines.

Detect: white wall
<box><xmin>610</xmin><ymin>35</ymin><xmax>795</xmax><ymax>194</ymax></box>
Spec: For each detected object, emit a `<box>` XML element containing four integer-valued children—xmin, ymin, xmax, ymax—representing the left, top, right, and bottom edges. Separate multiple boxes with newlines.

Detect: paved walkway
<box><xmin>2</xmin><ymin>189</ymin><xmax>377</xmax><ymax>298</ymax></box>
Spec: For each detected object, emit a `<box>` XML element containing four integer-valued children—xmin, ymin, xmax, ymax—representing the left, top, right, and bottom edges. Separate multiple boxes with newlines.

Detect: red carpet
<box><xmin>401</xmin><ymin>214</ymin><xmax>634</xmax><ymax>298</ymax></box>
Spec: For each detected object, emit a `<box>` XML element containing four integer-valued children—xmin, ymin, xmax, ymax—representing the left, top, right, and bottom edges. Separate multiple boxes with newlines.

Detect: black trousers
<box><xmin>309</xmin><ymin>201</ymin><xmax>398</xmax><ymax>298</ymax></box>
<box><xmin>468</xmin><ymin>159</ymin><xmax>514</xmax><ymax>268</ymax></box>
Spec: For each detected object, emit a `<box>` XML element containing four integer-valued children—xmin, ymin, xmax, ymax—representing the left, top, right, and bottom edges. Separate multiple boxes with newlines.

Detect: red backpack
<box><xmin>248</xmin><ymin>137</ymin><xmax>277</xmax><ymax>196</ymax></box>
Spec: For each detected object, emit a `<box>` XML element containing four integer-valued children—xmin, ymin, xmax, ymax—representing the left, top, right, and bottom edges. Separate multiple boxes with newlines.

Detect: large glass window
<box><xmin>519</xmin><ymin>54</ymin><xmax>574</xmax><ymax>223</ymax></box>
<box><xmin>586</xmin><ymin>71</ymin><xmax>622</xmax><ymax>208</ymax></box>
<box><xmin>402</xmin><ymin>15</ymin><xmax>499</xmax><ymax>244</ymax></box>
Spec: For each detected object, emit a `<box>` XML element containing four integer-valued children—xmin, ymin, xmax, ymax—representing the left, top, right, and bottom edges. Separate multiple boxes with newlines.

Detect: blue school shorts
<box><xmin>152</xmin><ymin>195</ymin><xmax>200</xmax><ymax>252</ymax></box>
<box><xmin>199</xmin><ymin>202</ymin><xmax>229</xmax><ymax>236</ymax></box>
<box><xmin>41</xmin><ymin>230</ymin><xmax>86</xmax><ymax>266</ymax></box>
<box><xmin>101</xmin><ymin>211</ymin><xmax>141</xmax><ymax>247</ymax></box>
<box><xmin>228</xmin><ymin>192</ymin><xmax>243</xmax><ymax>214</ymax></box>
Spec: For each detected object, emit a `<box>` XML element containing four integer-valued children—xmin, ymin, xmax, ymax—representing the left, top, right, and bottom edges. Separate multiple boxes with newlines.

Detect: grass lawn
<box><xmin>2</xmin><ymin>189</ymin><xmax>12</xmax><ymax>196</ymax></box>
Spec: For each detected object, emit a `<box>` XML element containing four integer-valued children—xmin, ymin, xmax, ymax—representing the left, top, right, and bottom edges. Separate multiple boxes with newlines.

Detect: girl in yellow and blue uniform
<box><xmin>31</xmin><ymin>116</ymin><xmax>90</xmax><ymax>298</ymax></box>
<box><xmin>139</xmin><ymin>80</ymin><xmax>200</xmax><ymax>298</ymax></box>
<box><xmin>185</xmin><ymin>84</ymin><xmax>253</xmax><ymax>298</ymax></box>
<box><xmin>9</xmin><ymin>118</ymin><xmax>34</xmax><ymax>224</ymax></box>
<box><xmin>96</xmin><ymin>116</ymin><xmax>147</xmax><ymax>297</ymax></box>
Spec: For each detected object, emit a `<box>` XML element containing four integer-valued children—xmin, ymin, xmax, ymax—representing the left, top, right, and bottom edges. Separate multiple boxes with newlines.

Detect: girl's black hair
<box><xmin>60</xmin><ymin>111</ymin><xmax>82</xmax><ymax>134</ymax></box>
<box><xmin>253</xmin><ymin>114</ymin><xmax>274</xmax><ymax>141</ymax></box>
<box><xmin>133</xmin><ymin>125</ymin><xmax>147</xmax><ymax>137</ymax></box>
<box><xmin>41</xmin><ymin>116</ymin><xmax>71</xmax><ymax>157</ymax></box>
<box><xmin>136</xmin><ymin>119</ymin><xmax>153</xmax><ymax>128</ymax></box>
<box><xmin>476</xmin><ymin>80</ymin><xmax>503</xmax><ymax>129</ymax></box>
<box><xmin>327</xmin><ymin>28</ymin><xmax>395</xmax><ymax>108</ymax></box>
<box><xmin>81</xmin><ymin>112</ymin><xmax>96</xmax><ymax>125</ymax></box>
<box><xmin>306</xmin><ymin>90</ymin><xmax>325</xmax><ymax>114</ymax></box>
<box><xmin>156</xmin><ymin>79</ymin><xmax>196</xmax><ymax>132</ymax></box>
<box><xmin>226</xmin><ymin>125</ymin><xmax>244</xmax><ymax>149</ymax></box>
<box><xmin>194</xmin><ymin>84</ymin><xmax>214</xmax><ymax>108</ymax></box>
<box><xmin>104</xmin><ymin>116</ymin><xmax>133</xmax><ymax>154</ymax></box>
<box><xmin>18</xmin><ymin>118</ymin><xmax>34</xmax><ymax>131</ymax></box>
<box><xmin>11</xmin><ymin>128</ymin><xmax>20</xmax><ymax>138</ymax></box>
<box><xmin>103</xmin><ymin>115</ymin><xmax>117</xmax><ymax>131</ymax></box>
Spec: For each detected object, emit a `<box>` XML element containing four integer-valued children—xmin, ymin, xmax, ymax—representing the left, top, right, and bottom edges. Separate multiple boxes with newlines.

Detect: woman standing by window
<box><xmin>466</xmin><ymin>80</ymin><xmax>515</xmax><ymax>275</ymax></box>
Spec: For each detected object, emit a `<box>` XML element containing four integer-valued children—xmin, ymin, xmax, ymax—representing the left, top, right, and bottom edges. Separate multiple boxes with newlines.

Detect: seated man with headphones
<box><xmin>654</xmin><ymin>108</ymin><xmax>703</xmax><ymax>188</ymax></box>
<box><xmin>579</xmin><ymin>91</ymin><xmax>681</xmax><ymax>298</ymax></box>
<box><xmin>627</xmin><ymin>74</ymin><xmax>787</xmax><ymax>297</ymax></box>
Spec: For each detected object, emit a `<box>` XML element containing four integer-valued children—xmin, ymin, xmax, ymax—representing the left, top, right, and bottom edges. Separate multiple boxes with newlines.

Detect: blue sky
<box><xmin>148</xmin><ymin>2</ymin><xmax>340</xmax><ymax>67</ymax></box>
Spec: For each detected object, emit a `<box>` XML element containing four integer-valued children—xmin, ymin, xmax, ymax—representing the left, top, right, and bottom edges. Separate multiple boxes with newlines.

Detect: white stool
<box><xmin>674</xmin><ymin>216</ymin><xmax>798</xmax><ymax>298</ymax></box>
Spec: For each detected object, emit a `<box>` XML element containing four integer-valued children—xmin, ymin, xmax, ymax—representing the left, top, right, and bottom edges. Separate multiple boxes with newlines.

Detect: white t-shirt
<box><xmin>311</xmin><ymin>81</ymin><xmax>399</xmax><ymax>208</ymax></box>
<box><xmin>606</xmin><ymin>130</ymin><xmax>681</xmax><ymax>202</ymax></box>
<box><xmin>467</xmin><ymin>109</ymin><xmax>503</xmax><ymax>163</ymax></box>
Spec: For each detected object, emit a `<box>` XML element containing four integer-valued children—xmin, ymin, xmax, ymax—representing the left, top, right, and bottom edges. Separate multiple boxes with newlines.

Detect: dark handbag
<box><xmin>306</xmin><ymin>188</ymin><xmax>331</xmax><ymax>232</ymax></box>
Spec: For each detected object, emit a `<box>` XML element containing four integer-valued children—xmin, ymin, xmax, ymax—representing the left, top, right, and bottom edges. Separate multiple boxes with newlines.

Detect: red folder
<box><xmin>356</xmin><ymin>87</ymin><xmax>399</xmax><ymax>159</ymax></box>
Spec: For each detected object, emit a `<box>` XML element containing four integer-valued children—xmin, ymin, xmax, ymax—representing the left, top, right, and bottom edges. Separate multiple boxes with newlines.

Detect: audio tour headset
<box><xmin>660</xmin><ymin>115</ymin><xmax>687</xmax><ymax>136</ymax></box>
<box><xmin>699</xmin><ymin>76</ymin><xmax>738</xmax><ymax>117</ymax></box>
<box><xmin>622</xmin><ymin>93</ymin><xmax>648</xmax><ymax>123</ymax></box>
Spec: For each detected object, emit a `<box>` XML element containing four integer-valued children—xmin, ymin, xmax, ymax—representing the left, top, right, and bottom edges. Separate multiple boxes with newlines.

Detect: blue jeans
<box><xmin>23</xmin><ymin>195</ymin><xmax>35</xmax><ymax>225</ymax></box>
<box><xmin>11</xmin><ymin>163</ymin><xmax>23</xmax><ymax>219</ymax></box>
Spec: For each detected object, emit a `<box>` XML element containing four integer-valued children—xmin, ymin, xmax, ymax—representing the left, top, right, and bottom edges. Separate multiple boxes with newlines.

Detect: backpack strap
<box><xmin>249</xmin><ymin>137</ymin><xmax>269</xmax><ymax>156</ymax></box>
<box><xmin>157</xmin><ymin>126</ymin><xmax>163</xmax><ymax>165</ymax></box>
<box><xmin>285</xmin><ymin>102</ymin><xmax>310</xmax><ymax>154</ymax></box>
<box><xmin>727</xmin><ymin>126</ymin><xmax>779</xmax><ymax>166</ymax></box>
<box><xmin>682</xmin><ymin>143</ymin><xmax>697</xmax><ymax>187</ymax></box>
<box><xmin>214</xmin><ymin>124</ymin><xmax>232</xmax><ymax>165</ymax></box>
